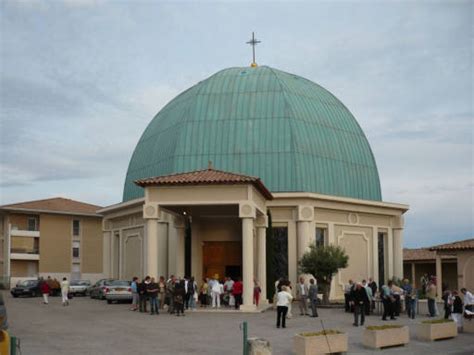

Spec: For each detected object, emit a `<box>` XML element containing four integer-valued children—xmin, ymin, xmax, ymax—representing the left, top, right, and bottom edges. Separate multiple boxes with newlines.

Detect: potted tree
<box><xmin>363</xmin><ymin>325</ymin><xmax>409</xmax><ymax>349</ymax></box>
<box><xmin>294</xmin><ymin>330</ymin><xmax>348</xmax><ymax>355</ymax></box>
<box><xmin>416</xmin><ymin>319</ymin><xmax>457</xmax><ymax>341</ymax></box>
<box><xmin>299</xmin><ymin>244</ymin><xmax>349</xmax><ymax>304</ymax></box>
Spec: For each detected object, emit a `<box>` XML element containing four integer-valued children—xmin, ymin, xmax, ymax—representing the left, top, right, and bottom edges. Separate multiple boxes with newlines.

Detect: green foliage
<box><xmin>366</xmin><ymin>325</ymin><xmax>403</xmax><ymax>330</ymax></box>
<box><xmin>421</xmin><ymin>319</ymin><xmax>454</xmax><ymax>324</ymax></box>
<box><xmin>299</xmin><ymin>244</ymin><xmax>349</xmax><ymax>304</ymax></box>
<box><xmin>299</xmin><ymin>330</ymin><xmax>342</xmax><ymax>337</ymax></box>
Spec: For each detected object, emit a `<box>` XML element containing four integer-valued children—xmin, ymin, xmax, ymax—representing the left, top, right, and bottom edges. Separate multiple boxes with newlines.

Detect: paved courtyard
<box><xmin>4</xmin><ymin>292</ymin><xmax>473</xmax><ymax>355</ymax></box>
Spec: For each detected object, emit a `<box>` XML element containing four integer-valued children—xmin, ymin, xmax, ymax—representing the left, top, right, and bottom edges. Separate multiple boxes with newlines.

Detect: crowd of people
<box><xmin>38</xmin><ymin>276</ymin><xmax>71</xmax><ymax>306</ymax></box>
<box><xmin>129</xmin><ymin>274</ymin><xmax>263</xmax><ymax>316</ymax></box>
<box><xmin>343</xmin><ymin>274</ymin><xmax>474</xmax><ymax>329</ymax></box>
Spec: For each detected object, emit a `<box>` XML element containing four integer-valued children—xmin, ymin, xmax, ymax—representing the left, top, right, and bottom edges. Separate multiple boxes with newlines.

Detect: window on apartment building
<box><xmin>315</xmin><ymin>227</ymin><xmax>327</xmax><ymax>248</ymax></box>
<box><xmin>27</xmin><ymin>217</ymin><xmax>38</xmax><ymax>231</ymax></box>
<box><xmin>73</xmin><ymin>220</ymin><xmax>80</xmax><ymax>236</ymax></box>
<box><xmin>72</xmin><ymin>241</ymin><xmax>80</xmax><ymax>258</ymax></box>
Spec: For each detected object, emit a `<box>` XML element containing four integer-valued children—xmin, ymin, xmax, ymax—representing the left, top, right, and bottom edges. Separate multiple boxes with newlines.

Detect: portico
<box><xmin>135</xmin><ymin>168</ymin><xmax>272</xmax><ymax>311</ymax></box>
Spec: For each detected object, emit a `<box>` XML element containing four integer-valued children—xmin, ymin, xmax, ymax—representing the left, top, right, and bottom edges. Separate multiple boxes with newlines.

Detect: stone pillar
<box><xmin>328</xmin><ymin>223</ymin><xmax>336</xmax><ymax>300</ymax></box>
<box><xmin>256</xmin><ymin>215</ymin><xmax>268</xmax><ymax>304</ymax></box>
<box><xmin>411</xmin><ymin>262</ymin><xmax>416</xmax><ymax>287</ymax></box>
<box><xmin>239</xmin><ymin>202</ymin><xmax>256</xmax><ymax>311</ymax></box>
<box><xmin>386</xmin><ymin>229</ymin><xmax>394</xmax><ymax>280</ymax></box>
<box><xmin>372</xmin><ymin>227</ymin><xmax>379</xmax><ymax>287</ymax></box>
<box><xmin>174</xmin><ymin>216</ymin><xmax>186</xmax><ymax>278</ymax></box>
<box><xmin>146</xmin><ymin>219</ymin><xmax>159</xmax><ymax>279</ymax></box>
<box><xmin>156</xmin><ymin>221</ymin><xmax>168</xmax><ymax>278</ymax></box>
<box><xmin>393</xmin><ymin>228</ymin><xmax>404</xmax><ymax>280</ymax></box>
<box><xmin>297</xmin><ymin>205</ymin><xmax>314</xmax><ymax>262</ymax></box>
<box><xmin>435</xmin><ymin>254</ymin><xmax>442</xmax><ymax>300</ymax></box>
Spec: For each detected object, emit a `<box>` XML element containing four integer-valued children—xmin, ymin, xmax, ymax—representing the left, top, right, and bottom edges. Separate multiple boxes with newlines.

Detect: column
<box><xmin>175</xmin><ymin>223</ymin><xmax>185</xmax><ymax>278</ymax></box>
<box><xmin>241</xmin><ymin>217</ymin><xmax>255</xmax><ymax>311</ymax></box>
<box><xmin>297</xmin><ymin>221</ymin><xmax>311</xmax><ymax>260</ymax></box>
<box><xmin>411</xmin><ymin>262</ymin><xmax>416</xmax><ymax>287</ymax></box>
<box><xmin>372</xmin><ymin>227</ymin><xmax>379</xmax><ymax>287</ymax></box>
<box><xmin>156</xmin><ymin>222</ymin><xmax>168</xmax><ymax>278</ymax></box>
<box><xmin>328</xmin><ymin>223</ymin><xmax>336</xmax><ymax>300</ymax></box>
<box><xmin>393</xmin><ymin>228</ymin><xmax>403</xmax><ymax>280</ymax></box>
<box><xmin>386</xmin><ymin>229</ymin><xmax>394</xmax><ymax>280</ymax></box>
<box><xmin>435</xmin><ymin>254</ymin><xmax>442</xmax><ymax>301</ymax></box>
<box><xmin>146</xmin><ymin>219</ymin><xmax>159</xmax><ymax>279</ymax></box>
<box><xmin>256</xmin><ymin>215</ymin><xmax>268</xmax><ymax>304</ymax></box>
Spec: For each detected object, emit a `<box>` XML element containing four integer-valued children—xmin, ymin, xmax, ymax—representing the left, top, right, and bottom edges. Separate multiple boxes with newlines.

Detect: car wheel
<box><xmin>107</xmin><ymin>300</ymin><xmax>112</xmax><ymax>304</ymax></box>
<box><xmin>12</xmin><ymin>294</ymin><xmax>18</xmax><ymax>298</ymax></box>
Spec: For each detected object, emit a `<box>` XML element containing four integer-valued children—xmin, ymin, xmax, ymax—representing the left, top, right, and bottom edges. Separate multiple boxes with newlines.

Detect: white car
<box><xmin>69</xmin><ymin>280</ymin><xmax>91</xmax><ymax>296</ymax></box>
<box><xmin>105</xmin><ymin>280</ymin><xmax>132</xmax><ymax>304</ymax></box>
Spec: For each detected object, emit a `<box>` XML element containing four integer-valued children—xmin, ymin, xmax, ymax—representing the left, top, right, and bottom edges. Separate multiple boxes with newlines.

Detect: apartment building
<box><xmin>0</xmin><ymin>197</ymin><xmax>103</xmax><ymax>286</ymax></box>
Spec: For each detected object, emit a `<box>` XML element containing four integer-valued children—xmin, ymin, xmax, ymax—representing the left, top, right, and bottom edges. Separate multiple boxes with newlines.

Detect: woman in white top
<box><xmin>61</xmin><ymin>277</ymin><xmax>70</xmax><ymax>306</ymax></box>
<box><xmin>276</xmin><ymin>286</ymin><xmax>293</xmax><ymax>328</ymax></box>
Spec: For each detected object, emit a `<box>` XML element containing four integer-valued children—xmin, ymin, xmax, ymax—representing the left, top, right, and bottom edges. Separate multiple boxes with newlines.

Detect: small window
<box><xmin>72</xmin><ymin>241</ymin><xmax>80</xmax><ymax>258</ymax></box>
<box><xmin>73</xmin><ymin>220</ymin><xmax>80</xmax><ymax>236</ymax></box>
<box><xmin>27</xmin><ymin>217</ymin><xmax>38</xmax><ymax>231</ymax></box>
<box><xmin>315</xmin><ymin>227</ymin><xmax>326</xmax><ymax>248</ymax></box>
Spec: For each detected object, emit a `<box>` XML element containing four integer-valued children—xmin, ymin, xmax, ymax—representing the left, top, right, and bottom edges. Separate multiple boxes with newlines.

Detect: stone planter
<box><xmin>416</xmin><ymin>320</ymin><xmax>457</xmax><ymax>341</ymax></box>
<box><xmin>362</xmin><ymin>326</ymin><xmax>409</xmax><ymax>349</ymax></box>
<box><xmin>463</xmin><ymin>319</ymin><xmax>474</xmax><ymax>333</ymax></box>
<box><xmin>294</xmin><ymin>332</ymin><xmax>348</xmax><ymax>355</ymax></box>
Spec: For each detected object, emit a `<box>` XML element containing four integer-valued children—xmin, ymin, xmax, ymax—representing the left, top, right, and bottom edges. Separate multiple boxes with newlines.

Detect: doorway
<box><xmin>202</xmin><ymin>241</ymin><xmax>242</xmax><ymax>280</ymax></box>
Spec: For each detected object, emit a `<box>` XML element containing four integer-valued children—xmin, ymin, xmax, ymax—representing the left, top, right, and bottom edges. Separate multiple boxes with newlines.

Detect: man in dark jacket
<box><xmin>138</xmin><ymin>276</ymin><xmax>150</xmax><ymax>313</ymax></box>
<box><xmin>350</xmin><ymin>283</ymin><xmax>369</xmax><ymax>326</ymax></box>
<box><xmin>308</xmin><ymin>279</ymin><xmax>319</xmax><ymax>317</ymax></box>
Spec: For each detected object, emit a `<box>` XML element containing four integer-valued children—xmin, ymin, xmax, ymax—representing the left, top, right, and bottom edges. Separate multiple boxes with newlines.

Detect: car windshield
<box><xmin>18</xmin><ymin>280</ymin><xmax>36</xmax><ymax>287</ymax></box>
<box><xmin>111</xmin><ymin>280</ymin><xmax>130</xmax><ymax>286</ymax></box>
<box><xmin>71</xmin><ymin>280</ymin><xmax>90</xmax><ymax>286</ymax></box>
<box><xmin>103</xmin><ymin>280</ymin><xmax>115</xmax><ymax>286</ymax></box>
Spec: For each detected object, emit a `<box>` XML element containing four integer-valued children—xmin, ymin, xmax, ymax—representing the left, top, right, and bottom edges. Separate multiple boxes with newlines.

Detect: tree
<box><xmin>299</xmin><ymin>244</ymin><xmax>349</xmax><ymax>304</ymax></box>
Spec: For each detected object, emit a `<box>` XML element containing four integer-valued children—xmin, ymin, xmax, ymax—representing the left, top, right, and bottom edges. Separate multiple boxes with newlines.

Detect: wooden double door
<box><xmin>202</xmin><ymin>241</ymin><xmax>242</xmax><ymax>280</ymax></box>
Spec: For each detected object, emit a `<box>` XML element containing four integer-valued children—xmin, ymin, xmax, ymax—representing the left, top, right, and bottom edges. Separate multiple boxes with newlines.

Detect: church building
<box><xmin>99</xmin><ymin>64</ymin><xmax>409</xmax><ymax>311</ymax></box>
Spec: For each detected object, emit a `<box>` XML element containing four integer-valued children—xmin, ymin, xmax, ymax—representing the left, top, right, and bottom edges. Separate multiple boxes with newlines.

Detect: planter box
<box><xmin>363</xmin><ymin>326</ymin><xmax>409</xmax><ymax>349</ymax></box>
<box><xmin>464</xmin><ymin>319</ymin><xmax>474</xmax><ymax>333</ymax></box>
<box><xmin>416</xmin><ymin>321</ymin><xmax>457</xmax><ymax>341</ymax></box>
<box><xmin>294</xmin><ymin>333</ymin><xmax>348</xmax><ymax>355</ymax></box>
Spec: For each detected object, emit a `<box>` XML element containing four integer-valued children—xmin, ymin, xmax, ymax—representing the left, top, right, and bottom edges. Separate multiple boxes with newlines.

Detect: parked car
<box><xmin>10</xmin><ymin>279</ymin><xmax>41</xmax><ymax>298</ymax></box>
<box><xmin>105</xmin><ymin>280</ymin><xmax>132</xmax><ymax>304</ymax></box>
<box><xmin>69</xmin><ymin>280</ymin><xmax>91</xmax><ymax>296</ymax></box>
<box><xmin>89</xmin><ymin>279</ymin><xmax>114</xmax><ymax>300</ymax></box>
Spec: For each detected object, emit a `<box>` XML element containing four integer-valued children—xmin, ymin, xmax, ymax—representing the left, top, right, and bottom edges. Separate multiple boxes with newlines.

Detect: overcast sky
<box><xmin>0</xmin><ymin>0</ymin><xmax>472</xmax><ymax>248</ymax></box>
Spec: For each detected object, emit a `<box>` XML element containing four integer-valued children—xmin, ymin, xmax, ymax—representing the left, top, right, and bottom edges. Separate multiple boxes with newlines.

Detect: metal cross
<box><xmin>246</xmin><ymin>32</ymin><xmax>261</xmax><ymax>66</ymax></box>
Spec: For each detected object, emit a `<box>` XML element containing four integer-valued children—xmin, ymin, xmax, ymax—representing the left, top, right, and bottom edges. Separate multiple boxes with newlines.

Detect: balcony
<box><xmin>10</xmin><ymin>248</ymin><xmax>40</xmax><ymax>260</ymax></box>
<box><xmin>10</xmin><ymin>229</ymin><xmax>40</xmax><ymax>238</ymax></box>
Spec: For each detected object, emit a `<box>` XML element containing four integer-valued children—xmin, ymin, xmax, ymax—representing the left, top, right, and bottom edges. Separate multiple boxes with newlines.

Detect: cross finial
<box><xmin>246</xmin><ymin>32</ymin><xmax>261</xmax><ymax>67</ymax></box>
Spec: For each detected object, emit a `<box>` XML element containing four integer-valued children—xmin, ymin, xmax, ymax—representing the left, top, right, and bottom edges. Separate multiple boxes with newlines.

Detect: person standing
<box><xmin>158</xmin><ymin>276</ymin><xmax>166</xmax><ymax>310</ymax></box>
<box><xmin>461</xmin><ymin>288</ymin><xmax>474</xmax><ymax>312</ymax></box>
<box><xmin>426</xmin><ymin>281</ymin><xmax>437</xmax><ymax>317</ymax></box>
<box><xmin>442</xmin><ymin>289</ymin><xmax>452</xmax><ymax>320</ymax></box>
<box><xmin>166</xmin><ymin>275</ymin><xmax>176</xmax><ymax>313</ymax></box>
<box><xmin>253</xmin><ymin>279</ymin><xmax>262</xmax><ymax>307</ymax></box>
<box><xmin>224</xmin><ymin>277</ymin><xmax>235</xmax><ymax>307</ymax></box>
<box><xmin>200</xmin><ymin>278</ymin><xmax>209</xmax><ymax>307</ymax></box>
<box><xmin>368</xmin><ymin>278</ymin><xmax>377</xmax><ymax>312</ymax></box>
<box><xmin>187</xmin><ymin>277</ymin><xmax>197</xmax><ymax>311</ymax></box>
<box><xmin>381</xmin><ymin>281</ymin><xmax>396</xmax><ymax>321</ymax></box>
<box><xmin>130</xmin><ymin>277</ymin><xmax>139</xmax><ymax>311</ymax></box>
<box><xmin>362</xmin><ymin>280</ymin><xmax>373</xmax><ymax>315</ymax></box>
<box><xmin>451</xmin><ymin>290</ymin><xmax>463</xmax><ymax>330</ymax></box>
<box><xmin>308</xmin><ymin>279</ymin><xmax>319</xmax><ymax>317</ymax></box>
<box><xmin>402</xmin><ymin>279</ymin><xmax>415</xmax><ymax>319</ymax></box>
<box><xmin>351</xmin><ymin>283</ymin><xmax>369</xmax><ymax>326</ymax></box>
<box><xmin>40</xmin><ymin>280</ymin><xmax>50</xmax><ymax>305</ymax></box>
<box><xmin>147</xmin><ymin>277</ymin><xmax>159</xmax><ymax>315</ymax></box>
<box><xmin>344</xmin><ymin>280</ymin><xmax>354</xmax><ymax>312</ymax></box>
<box><xmin>233</xmin><ymin>277</ymin><xmax>243</xmax><ymax>310</ymax></box>
<box><xmin>138</xmin><ymin>276</ymin><xmax>150</xmax><ymax>313</ymax></box>
<box><xmin>296</xmin><ymin>277</ymin><xmax>309</xmax><ymax>316</ymax></box>
<box><xmin>211</xmin><ymin>276</ymin><xmax>222</xmax><ymax>308</ymax></box>
<box><xmin>174</xmin><ymin>280</ymin><xmax>186</xmax><ymax>316</ymax></box>
<box><xmin>61</xmin><ymin>277</ymin><xmax>70</xmax><ymax>306</ymax></box>
<box><xmin>276</xmin><ymin>286</ymin><xmax>293</xmax><ymax>328</ymax></box>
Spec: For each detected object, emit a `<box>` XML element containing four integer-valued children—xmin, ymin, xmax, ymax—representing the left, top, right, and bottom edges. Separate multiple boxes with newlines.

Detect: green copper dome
<box><xmin>123</xmin><ymin>66</ymin><xmax>381</xmax><ymax>201</ymax></box>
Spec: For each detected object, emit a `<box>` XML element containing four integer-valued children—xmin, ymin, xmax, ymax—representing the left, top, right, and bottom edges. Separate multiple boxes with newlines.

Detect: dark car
<box><xmin>10</xmin><ymin>279</ymin><xmax>41</xmax><ymax>298</ymax></box>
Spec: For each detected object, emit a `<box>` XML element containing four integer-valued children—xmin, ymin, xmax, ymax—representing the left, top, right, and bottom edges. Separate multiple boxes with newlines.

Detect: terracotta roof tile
<box><xmin>0</xmin><ymin>197</ymin><xmax>102</xmax><ymax>215</ymax></box>
<box><xmin>135</xmin><ymin>168</ymin><xmax>273</xmax><ymax>200</ymax></box>
<box><xmin>403</xmin><ymin>248</ymin><xmax>456</xmax><ymax>261</ymax></box>
<box><xmin>429</xmin><ymin>238</ymin><xmax>474</xmax><ymax>251</ymax></box>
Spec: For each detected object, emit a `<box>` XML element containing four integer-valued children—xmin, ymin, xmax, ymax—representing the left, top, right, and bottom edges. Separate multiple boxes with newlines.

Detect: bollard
<box><xmin>240</xmin><ymin>321</ymin><xmax>248</xmax><ymax>355</ymax></box>
<box><xmin>10</xmin><ymin>336</ymin><xmax>17</xmax><ymax>355</ymax></box>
